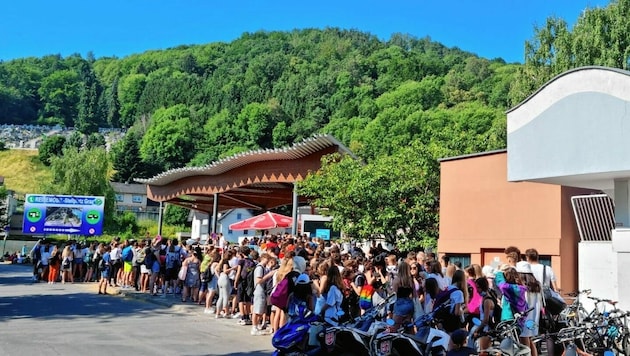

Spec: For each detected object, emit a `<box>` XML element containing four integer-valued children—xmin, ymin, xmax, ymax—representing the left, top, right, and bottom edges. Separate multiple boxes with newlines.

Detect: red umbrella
<box><xmin>229</xmin><ymin>211</ymin><xmax>293</xmax><ymax>230</ymax></box>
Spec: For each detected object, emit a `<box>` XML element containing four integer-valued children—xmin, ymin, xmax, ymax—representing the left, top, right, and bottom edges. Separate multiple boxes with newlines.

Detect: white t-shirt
<box><xmin>426</xmin><ymin>273</ymin><xmax>450</xmax><ymax>291</ymax></box>
<box><xmin>228</xmin><ymin>257</ymin><xmax>239</xmax><ymax>280</ymax></box>
<box><xmin>530</xmin><ymin>263</ymin><xmax>555</xmax><ymax>289</ymax></box>
<box><xmin>448</xmin><ymin>285</ymin><xmax>465</xmax><ymax>314</ymax></box>
<box><xmin>324</xmin><ymin>285</ymin><xmax>344</xmax><ymax>326</ymax></box>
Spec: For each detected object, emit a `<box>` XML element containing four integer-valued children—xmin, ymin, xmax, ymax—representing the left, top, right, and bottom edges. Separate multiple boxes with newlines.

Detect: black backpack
<box><xmin>483</xmin><ymin>290</ymin><xmax>502</xmax><ymax>328</ymax></box>
<box><xmin>433</xmin><ymin>287</ymin><xmax>463</xmax><ymax>333</ymax></box>
<box><xmin>245</xmin><ymin>264</ymin><xmax>260</xmax><ymax>297</ymax></box>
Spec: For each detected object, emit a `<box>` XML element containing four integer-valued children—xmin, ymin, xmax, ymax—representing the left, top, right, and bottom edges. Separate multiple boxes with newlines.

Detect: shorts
<box><xmin>393</xmin><ymin>297</ymin><xmax>414</xmax><ymax>317</ymax></box>
<box><xmin>199</xmin><ymin>281</ymin><xmax>209</xmax><ymax>292</ymax></box>
<box><xmin>101</xmin><ymin>269</ymin><xmax>110</xmax><ymax>279</ymax></box>
<box><xmin>253</xmin><ymin>291</ymin><xmax>267</xmax><ymax>314</ymax></box>
<box><xmin>75</xmin><ymin>258</ymin><xmax>83</xmax><ymax>265</ymax></box>
<box><xmin>123</xmin><ymin>261</ymin><xmax>133</xmax><ymax>273</ymax></box>
<box><xmin>208</xmin><ymin>277</ymin><xmax>218</xmax><ymax>291</ymax></box>
<box><xmin>237</xmin><ymin>281</ymin><xmax>252</xmax><ymax>303</ymax></box>
<box><xmin>165</xmin><ymin>268</ymin><xmax>178</xmax><ymax>281</ymax></box>
<box><xmin>140</xmin><ymin>265</ymin><xmax>149</xmax><ymax>274</ymax></box>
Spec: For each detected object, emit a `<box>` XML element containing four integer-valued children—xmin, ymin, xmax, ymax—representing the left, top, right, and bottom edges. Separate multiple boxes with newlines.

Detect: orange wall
<box><xmin>439</xmin><ymin>152</ymin><xmax>562</xmax><ymax>255</ymax></box>
<box><xmin>437</xmin><ymin>152</ymin><xmax>597</xmax><ymax>291</ymax></box>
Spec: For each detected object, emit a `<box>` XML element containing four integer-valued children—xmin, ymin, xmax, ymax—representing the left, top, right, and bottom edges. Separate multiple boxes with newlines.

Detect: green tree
<box><xmin>163</xmin><ymin>204</ymin><xmax>190</xmax><ymax>226</ymax></box>
<box><xmin>86</xmin><ymin>132</ymin><xmax>106</xmax><ymax>149</ymax></box>
<box><xmin>42</xmin><ymin>147</ymin><xmax>116</xmax><ymax>231</ymax></box>
<box><xmin>140</xmin><ymin>104</ymin><xmax>196</xmax><ymax>170</ymax></box>
<box><xmin>65</xmin><ymin>131</ymin><xmax>84</xmax><ymax>150</ymax></box>
<box><xmin>511</xmin><ymin>0</ymin><xmax>630</xmax><ymax>105</ymax></box>
<box><xmin>299</xmin><ymin>141</ymin><xmax>440</xmax><ymax>249</ymax></box>
<box><xmin>112</xmin><ymin>130</ymin><xmax>146</xmax><ymax>182</ymax></box>
<box><xmin>38</xmin><ymin>135</ymin><xmax>67</xmax><ymax>166</ymax></box>
<box><xmin>37</xmin><ymin>69</ymin><xmax>80</xmax><ymax>126</ymax></box>
<box><xmin>76</xmin><ymin>62</ymin><xmax>102</xmax><ymax>134</ymax></box>
<box><xmin>106</xmin><ymin>78</ymin><xmax>121</xmax><ymax>127</ymax></box>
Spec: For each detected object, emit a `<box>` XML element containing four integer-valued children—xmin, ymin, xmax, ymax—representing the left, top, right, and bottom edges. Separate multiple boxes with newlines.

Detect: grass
<box><xmin>0</xmin><ymin>149</ymin><xmax>52</xmax><ymax>195</ymax></box>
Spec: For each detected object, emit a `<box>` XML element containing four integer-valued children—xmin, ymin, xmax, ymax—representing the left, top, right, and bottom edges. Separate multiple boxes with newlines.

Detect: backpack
<box><xmin>433</xmin><ymin>287</ymin><xmax>463</xmax><ymax>333</ymax></box>
<box><xmin>135</xmin><ymin>248</ymin><xmax>146</xmax><ymax>264</ymax></box>
<box><xmin>84</xmin><ymin>251</ymin><xmax>92</xmax><ymax>264</ymax></box>
<box><xmin>122</xmin><ymin>247</ymin><xmax>133</xmax><ymax>262</ymax></box>
<box><xmin>166</xmin><ymin>252</ymin><xmax>180</xmax><ymax>269</ymax></box>
<box><xmin>246</xmin><ymin>264</ymin><xmax>261</xmax><ymax>297</ymax></box>
<box><xmin>467</xmin><ymin>279</ymin><xmax>482</xmax><ymax>315</ymax></box>
<box><xmin>270</xmin><ymin>270</ymin><xmax>300</xmax><ymax>310</ymax></box>
<box><xmin>483</xmin><ymin>290</ymin><xmax>502</xmax><ymax>328</ymax></box>
<box><xmin>62</xmin><ymin>257</ymin><xmax>71</xmax><ymax>269</ymax></box>
<box><xmin>201</xmin><ymin>265</ymin><xmax>214</xmax><ymax>283</ymax></box>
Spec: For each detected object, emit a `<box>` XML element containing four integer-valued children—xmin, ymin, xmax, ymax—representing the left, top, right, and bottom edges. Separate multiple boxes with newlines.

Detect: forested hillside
<box><xmin>0</xmin><ymin>28</ymin><xmax>517</xmax><ymax>177</ymax></box>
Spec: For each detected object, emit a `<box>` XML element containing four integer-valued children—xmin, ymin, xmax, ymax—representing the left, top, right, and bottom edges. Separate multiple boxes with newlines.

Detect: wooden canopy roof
<box><xmin>136</xmin><ymin>135</ymin><xmax>354</xmax><ymax>213</ymax></box>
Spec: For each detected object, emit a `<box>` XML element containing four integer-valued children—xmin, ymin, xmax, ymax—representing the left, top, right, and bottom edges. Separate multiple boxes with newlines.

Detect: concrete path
<box><xmin>0</xmin><ymin>263</ymin><xmax>274</xmax><ymax>356</ymax></box>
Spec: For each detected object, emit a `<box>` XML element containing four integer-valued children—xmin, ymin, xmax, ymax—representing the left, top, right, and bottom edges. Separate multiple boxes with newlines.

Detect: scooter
<box><xmin>272</xmin><ymin>305</ymin><xmax>327</xmax><ymax>356</ymax></box>
<box><xmin>371</xmin><ymin>302</ymin><xmax>452</xmax><ymax>356</ymax></box>
<box><xmin>322</xmin><ymin>294</ymin><xmax>395</xmax><ymax>356</ymax></box>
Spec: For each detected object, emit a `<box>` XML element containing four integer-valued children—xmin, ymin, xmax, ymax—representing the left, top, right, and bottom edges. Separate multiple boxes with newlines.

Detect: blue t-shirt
<box><xmin>102</xmin><ymin>252</ymin><xmax>111</xmax><ymax>268</ymax></box>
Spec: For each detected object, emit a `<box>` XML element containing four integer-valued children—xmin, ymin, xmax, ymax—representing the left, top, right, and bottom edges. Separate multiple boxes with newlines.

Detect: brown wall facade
<box><xmin>438</xmin><ymin>151</ymin><xmax>597</xmax><ymax>292</ymax></box>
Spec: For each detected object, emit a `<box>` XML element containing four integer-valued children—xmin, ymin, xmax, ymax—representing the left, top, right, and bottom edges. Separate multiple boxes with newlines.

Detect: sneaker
<box><xmin>237</xmin><ymin>319</ymin><xmax>247</xmax><ymax>325</ymax></box>
<box><xmin>244</xmin><ymin>319</ymin><xmax>253</xmax><ymax>325</ymax></box>
<box><xmin>251</xmin><ymin>327</ymin><xmax>264</xmax><ymax>336</ymax></box>
<box><xmin>261</xmin><ymin>328</ymin><xmax>273</xmax><ymax>335</ymax></box>
<box><xmin>215</xmin><ymin>314</ymin><xmax>221</xmax><ymax>319</ymax></box>
<box><xmin>260</xmin><ymin>322</ymin><xmax>268</xmax><ymax>330</ymax></box>
<box><xmin>232</xmin><ymin>312</ymin><xmax>242</xmax><ymax>319</ymax></box>
<box><xmin>208</xmin><ymin>307</ymin><xmax>216</xmax><ymax>314</ymax></box>
<box><xmin>204</xmin><ymin>308</ymin><xmax>212</xmax><ymax>315</ymax></box>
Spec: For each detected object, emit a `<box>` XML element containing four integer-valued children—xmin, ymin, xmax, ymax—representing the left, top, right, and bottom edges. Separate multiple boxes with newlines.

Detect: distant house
<box><xmin>110</xmin><ymin>182</ymin><xmax>159</xmax><ymax>221</ymax></box>
<box><xmin>191</xmin><ymin>208</ymin><xmax>255</xmax><ymax>244</ymax></box>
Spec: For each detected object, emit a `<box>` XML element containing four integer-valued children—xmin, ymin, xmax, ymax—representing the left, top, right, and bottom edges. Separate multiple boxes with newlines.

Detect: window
<box><xmin>236</xmin><ymin>213</ymin><xmax>242</xmax><ymax>220</ymax></box>
<box><xmin>243</xmin><ymin>230</ymin><xmax>248</xmax><ymax>235</ymax></box>
<box><xmin>539</xmin><ymin>256</ymin><xmax>552</xmax><ymax>267</ymax></box>
<box><xmin>447</xmin><ymin>254</ymin><xmax>471</xmax><ymax>268</ymax></box>
<box><xmin>132</xmin><ymin>195</ymin><xmax>143</xmax><ymax>203</ymax></box>
<box><xmin>228</xmin><ymin>229</ymin><xmax>233</xmax><ymax>234</ymax></box>
<box><xmin>115</xmin><ymin>194</ymin><xmax>124</xmax><ymax>202</ymax></box>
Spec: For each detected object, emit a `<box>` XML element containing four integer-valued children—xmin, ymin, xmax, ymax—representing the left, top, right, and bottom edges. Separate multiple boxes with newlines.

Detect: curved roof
<box><xmin>136</xmin><ymin>134</ymin><xmax>355</xmax><ymax>186</ymax></box>
<box><xmin>507</xmin><ymin>66</ymin><xmax>630</xmax><ymax>115</ymax></box>
<box><xmin>136</xmin><ymin>134</ymin><xmax>355</xmax><ymax>211</ymax></box>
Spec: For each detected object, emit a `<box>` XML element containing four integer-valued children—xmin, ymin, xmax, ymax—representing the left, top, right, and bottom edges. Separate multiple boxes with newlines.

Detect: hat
<box><xmin>296</xmin><ymin>273</ymin><xmax>311</xmax><ymax>285</ymax></box>
<box><xmin>516</xmin><ymin>261</ymin><xmax>533</xmax><ymax>274</ymax></box>
<box><xmin>293</xmin><ymin>256</ymin><xmax>307</xmax><ymax>273</ymax></box>
<box><xmin>482</xmin><ymin>265</ymin><xmax>495</xmax><ymax>278</ymax></box>
<box><xmin>451</xmin><ymin>329</ymin><xmax>468</xmax><ymax>346</ymax></box>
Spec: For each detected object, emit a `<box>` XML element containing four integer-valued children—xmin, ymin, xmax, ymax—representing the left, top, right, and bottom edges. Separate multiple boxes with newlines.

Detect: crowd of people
<box><xmin>28</xmin><ymin>234</ymin><xmax>559</xmax><ymax>354</ymax></box>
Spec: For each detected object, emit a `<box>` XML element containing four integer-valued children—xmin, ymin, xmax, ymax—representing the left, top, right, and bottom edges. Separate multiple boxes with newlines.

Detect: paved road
<box><xmin>0</xmin><ymin>263</ymin><xmax>275</xmax><ymax>356</ymax></box>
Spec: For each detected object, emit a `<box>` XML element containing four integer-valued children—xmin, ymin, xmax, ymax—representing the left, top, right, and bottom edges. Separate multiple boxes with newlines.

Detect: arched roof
<box><xmin>506</xmin><ymin>66</ymin><xmax>630</xmax><ymax>189</ymax></box>
<box><xmin>136</xmin><ymin>134</ymin><xmax>355</xmax><ymax>212</ymax></box>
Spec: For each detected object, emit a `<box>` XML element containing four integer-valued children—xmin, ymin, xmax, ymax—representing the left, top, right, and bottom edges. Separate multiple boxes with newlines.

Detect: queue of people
<box><xmin>29</xmin><ymin>234</ymin><xmax>559</xmax><ymax>354</ymax></box>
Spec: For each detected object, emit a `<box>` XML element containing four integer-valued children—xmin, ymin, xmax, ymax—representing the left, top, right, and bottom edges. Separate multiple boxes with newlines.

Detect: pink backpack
<box><xmin>467</xmin><ymin>279</ymin><xmax>483</xmax><ymax>315</ymax></box>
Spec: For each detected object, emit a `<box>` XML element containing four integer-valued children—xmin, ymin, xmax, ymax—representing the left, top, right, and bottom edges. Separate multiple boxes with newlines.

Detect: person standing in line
<box><xmin>47</xmin><ymin>245</ymin><xmax>61</xmax><ymax>284</ymax></box>
<box><xmin>525</xmin><ymin>248</ymin><xmax>558</xmax><ymax>291</ymax></box>
<box><xmin>98</xmin><ymin>245</ymin><xmax>112</xmax><ymax>295</ymax></box>
<box><xmin>30</xmin><ymin>240</ymin><xmax>42</xmax><ymax>281</ymax></box>
<box><xmin>109</xmin><ymin>242</ymin><xmax>122</xmax><ymax>287</ymax></box>
<box><xmin>73</xmin><ymin>243</ymin><xmax>84</xmax><ymax>282</ymax></box>
<box><xmin>60</xmin><ymin>245</ymin><xmax>74</xmax><ymax>284</ymax></box>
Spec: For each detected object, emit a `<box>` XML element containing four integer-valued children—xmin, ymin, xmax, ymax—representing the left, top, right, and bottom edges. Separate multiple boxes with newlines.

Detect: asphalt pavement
<box><xmin>0</xmin><ymin>262</ymin><xmax>275</xmax><ymax>356</ymax></box>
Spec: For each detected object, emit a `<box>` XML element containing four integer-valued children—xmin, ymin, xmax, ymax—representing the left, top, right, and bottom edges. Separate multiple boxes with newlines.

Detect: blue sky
<box><xmin>1</xmin><ymin>0</ymin><xmax>610</xmax><ymax>63</ymax></box>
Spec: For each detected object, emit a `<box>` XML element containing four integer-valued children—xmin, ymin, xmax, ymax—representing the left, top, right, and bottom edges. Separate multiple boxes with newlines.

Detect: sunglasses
<box><xmin>410</xmin><ymin>266</ymin><xmax>418</xmax><ymax>270</ymax></box>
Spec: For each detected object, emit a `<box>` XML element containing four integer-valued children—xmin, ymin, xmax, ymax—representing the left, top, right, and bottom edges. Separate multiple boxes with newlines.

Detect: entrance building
<box><xmin>438</xmin><ymin>67</ymin><xmax>630</xmax><ymax>309</ymax></box>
